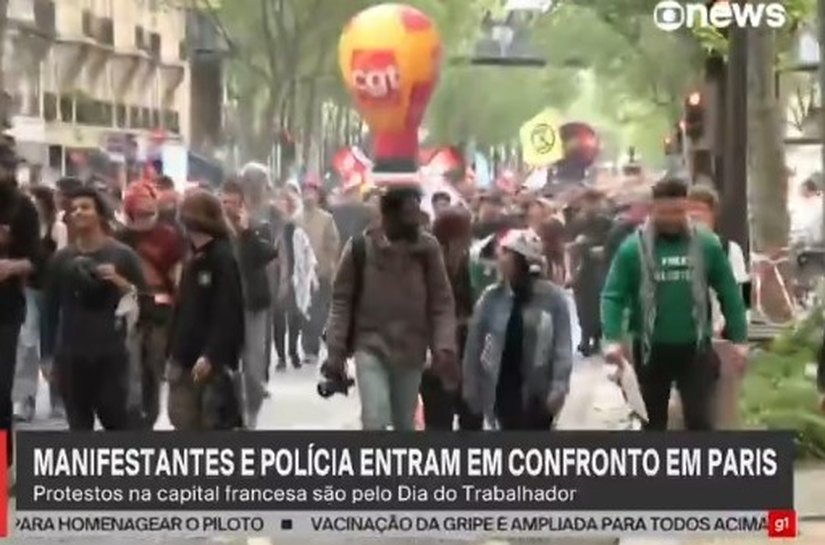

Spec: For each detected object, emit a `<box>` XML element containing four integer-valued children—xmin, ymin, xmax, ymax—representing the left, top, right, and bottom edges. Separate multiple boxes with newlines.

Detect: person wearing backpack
<box><xmin>322</xmin><ymin>184</ymin><xmax>459</xmax><ymax>431</ymax></box>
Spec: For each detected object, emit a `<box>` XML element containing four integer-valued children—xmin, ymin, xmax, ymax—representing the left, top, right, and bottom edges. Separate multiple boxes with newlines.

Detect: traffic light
<box><xmin>683</xmin><ymin>91</ymin><xmax>705</xmax><ymax>140</ymax></box>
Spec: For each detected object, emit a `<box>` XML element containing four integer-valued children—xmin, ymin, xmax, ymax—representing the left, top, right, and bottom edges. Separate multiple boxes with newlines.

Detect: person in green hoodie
<box><xmin>600</xmin><ymin>177</ymin><xmax>748</xmax><ymax>431</ymax></box>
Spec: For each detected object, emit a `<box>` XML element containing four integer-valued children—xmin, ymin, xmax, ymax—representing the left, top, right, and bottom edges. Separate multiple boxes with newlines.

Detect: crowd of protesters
<box><xmin>0</xmin><ymin>130</ymin><xmax>783</xmax><ymax>456</ymax></box>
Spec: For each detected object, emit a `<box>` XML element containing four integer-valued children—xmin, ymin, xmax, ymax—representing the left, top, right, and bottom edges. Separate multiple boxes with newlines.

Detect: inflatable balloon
<box><xmin>339</xmin><ymin>3</ymin><xmax>442</xmax><ymax>178</ymax></box>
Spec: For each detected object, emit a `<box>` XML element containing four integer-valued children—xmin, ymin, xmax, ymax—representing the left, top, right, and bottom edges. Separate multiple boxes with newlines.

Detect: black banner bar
<box><xmin>16</xmin><ymin>431</ymin><xmax>794</xmax><ymax>511</ymax></box>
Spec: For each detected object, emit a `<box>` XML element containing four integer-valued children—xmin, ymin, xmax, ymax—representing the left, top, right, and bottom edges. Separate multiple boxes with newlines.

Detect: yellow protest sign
<box><xmin>520</xmin><ymin>109</ymin><xmax>562</xmax><ymax>167</ymax></box>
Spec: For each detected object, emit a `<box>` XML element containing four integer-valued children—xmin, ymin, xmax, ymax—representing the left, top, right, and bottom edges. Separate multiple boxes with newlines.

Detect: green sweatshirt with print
<box><xmin>600</xmin><ymin>228</ymin><xmax>748</xmax><ymax>344</ymax></box>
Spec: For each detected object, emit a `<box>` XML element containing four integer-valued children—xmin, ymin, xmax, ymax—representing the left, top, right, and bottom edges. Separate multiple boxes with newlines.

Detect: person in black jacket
<box><xmin>0</xmin><ymin>139</ymin><xmax>40</xmax><ymax>467</ymax></box>
<box><xmin>44</xmin><ymin>187</ymin><xmax>145</xmax><ymax>431</ymax></box>
<box><xmin>566</xmin><ymin>190</ymin><xmax>613</xmax><ymax>356</ymax></box>
<box><xmin>168</xmin><ymin>189</ymin><xmax>245</xmax><ymax>430</ymax></box>
<box><xmin>221</xmin><ymin>180</ymin><xmax>278</xmax><ymax>429</ymax></box>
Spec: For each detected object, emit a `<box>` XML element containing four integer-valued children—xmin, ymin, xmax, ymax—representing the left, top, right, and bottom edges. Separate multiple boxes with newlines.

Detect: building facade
<box><xmin>4</xmin><ymin>0</ymin><xmax>190</xmax><ymax>183</ymax></box>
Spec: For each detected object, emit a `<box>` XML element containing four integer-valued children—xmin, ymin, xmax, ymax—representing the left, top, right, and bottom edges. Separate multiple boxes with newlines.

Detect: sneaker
<box><xmin>291</xmin><ymin>357</ymin><xmax>302</xmax><ymax>370</ymax></box>
<box><xmin>275</xmin><ymin>360</ymin><xmax>286</xmax><ymax>372</ymax></box>
<box><xmin>13</xmin><ymin>397</ymin><xmax>35</xmax><ymax>423</ymax></box>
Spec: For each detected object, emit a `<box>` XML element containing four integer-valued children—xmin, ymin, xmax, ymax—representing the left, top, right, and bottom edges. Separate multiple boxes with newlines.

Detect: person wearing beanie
<box><xmin>323</xmin><ymin>184</ymin><xmax>458</xmax><ymax>431</ymax></box>
<box><xmin>116</xmin><ymin>182</ymin><xmax>186</xmax><ymax>429</ymax></box>
<box><xmin>298</xmin><ymin>175</ymin><xmax>340</xmax><ymax>366</ymax></box>
<box><xmin>42</xmin><ymin>187</ymin><xmax>146</xmax><ymax>431</ymax></box>
<box><xmin>463</xmin><ymin>229</ymin><xmax>574</xmax><ymax>430</ymax></box>
<box><xmin>167</xmin><ymin>189</ymin><xmax>245</xmax><ymax>430</ymax></box>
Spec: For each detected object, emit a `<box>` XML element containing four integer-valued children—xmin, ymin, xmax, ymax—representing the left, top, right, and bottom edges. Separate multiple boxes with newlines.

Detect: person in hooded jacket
<box><xmin>168</xmin><ymin>189</ymin><xmax>245</xmax><ymax>430</ymax></box>
<box><xmin>463</xmin><ymin>229</ymin><xmax>574</xmax><ymax>430</ymax></box>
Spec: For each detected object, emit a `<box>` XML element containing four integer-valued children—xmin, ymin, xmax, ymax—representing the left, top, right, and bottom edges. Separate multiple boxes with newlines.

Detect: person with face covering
<box><xmin>462</xmin><ymin>229</ymin><xmax>574</xmax><ymax>430</ymax></box>
<box><xmin>323</xmin><ymin>184</ymin><xmax>459</xmax><ymax>430</ymax></box>
<box><xmin>601</xmin><ymin>177</ymin><xmax>748</xmax><ymax>431</ymax></box>
<box><xmin>43</xmin><ymin>187</ymin><xmax>146</xmax><ymax>431</ymax></box>
<box><xmin>167</xmin><ymin>190</ymin><xmax>245</xmax><ymax>430</ymax></box>
<box><xmin>116</xmin><ymin>182</ymin><xmax>186</xmax><ymax>428</ymax></box>
<box><xmin>0</xmin><ymin>138</ymin><xmax>40</xmax><ymax>466</ymax></box>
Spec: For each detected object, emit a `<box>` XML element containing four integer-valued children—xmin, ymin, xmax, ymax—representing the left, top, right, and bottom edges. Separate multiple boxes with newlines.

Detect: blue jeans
<box><xmin>355</xmin><ymin>350</ymin><xmax>423</xmax><ymax>430</ymax></box>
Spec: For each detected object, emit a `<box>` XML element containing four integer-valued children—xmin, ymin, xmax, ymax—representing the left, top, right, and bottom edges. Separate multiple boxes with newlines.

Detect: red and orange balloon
<box><xmin>339</xmin><ymin>4</ymin><xmax>442</xmax><ymax>173</ymax></box>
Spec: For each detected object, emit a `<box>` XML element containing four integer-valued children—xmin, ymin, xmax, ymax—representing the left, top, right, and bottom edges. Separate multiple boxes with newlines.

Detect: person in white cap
<box><xmin>462</xmin><ymin>228</ymin><xmax>574</xmax><ymax>430</ymax></box>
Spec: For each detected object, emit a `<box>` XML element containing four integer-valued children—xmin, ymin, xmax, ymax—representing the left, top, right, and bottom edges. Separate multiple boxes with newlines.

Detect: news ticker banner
<box><xmin>12</xmin><ymin>511</ymin><xmax>801</xmax><ymax>538</ymax></box>
<box><xmin>8</xmin><ymin>431</ymin><xmax>795</xmax><ymax>537</ymax></box>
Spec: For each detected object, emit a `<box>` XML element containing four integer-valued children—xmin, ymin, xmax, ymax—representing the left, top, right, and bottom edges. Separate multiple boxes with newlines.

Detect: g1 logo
<box><xmin>767</xmin><ymin>510</ymin><xmax>797</xmax><ymax>538</ymax></box>
<box><xmin>350</xmin><ymin>50</ymin><xmax>401</xmax><ymax>104</ymax></box>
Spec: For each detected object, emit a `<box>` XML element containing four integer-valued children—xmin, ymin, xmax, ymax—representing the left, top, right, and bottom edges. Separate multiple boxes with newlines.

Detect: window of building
<box><xmin>115</xmin><ymin>103</ymin><xmax>126</xmax><ymax>128</ymax></box>
<box><xmin>59</xmin><ymin>94</ymin><xmax>74</xmax><ymax>123</ymax></box>
<box><xmin>82</xmin><ymin>10</ymin><xmax>94</xmax><ymax>38</ymax></box>
<box><xmin>135</xmin><ymin>26</ymin><xmax>145</xmax><ymax>50</ymax></box>
<box><xmin>43</xmin><ymin>93</ymin><xmax>58</xmax><ymax>122</ymax></box>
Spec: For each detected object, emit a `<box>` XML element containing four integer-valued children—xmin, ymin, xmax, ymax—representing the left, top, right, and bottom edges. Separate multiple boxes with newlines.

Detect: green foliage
<box><xmin>209</xmin><ymin>0</ymin><xmax>707</xmax><ymax>159</ymax></box>
<box><xmin>743</xmin><ymin>310</ymin><xmax>825</xmax><ymax>459</ymax></box>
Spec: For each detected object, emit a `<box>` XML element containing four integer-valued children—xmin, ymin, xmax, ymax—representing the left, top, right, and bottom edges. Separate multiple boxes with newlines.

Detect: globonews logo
<box><xmin>654</xmin><ymin>0</ymin><xmax>788</xmax><ymax>32</ymax></box>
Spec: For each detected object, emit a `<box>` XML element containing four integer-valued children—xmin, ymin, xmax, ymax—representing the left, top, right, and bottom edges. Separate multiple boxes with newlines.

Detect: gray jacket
<box><xmin>462</xmin><ymin>279</ymin><xmax>573</xmax><ymax>428</ymax></box>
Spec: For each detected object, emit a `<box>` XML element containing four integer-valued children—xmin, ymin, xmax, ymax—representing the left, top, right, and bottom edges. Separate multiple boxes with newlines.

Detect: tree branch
<box><xmin>259</xmin><ymin>0</ymin><xmax>284</xmax><ymax>83</ymax></box>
